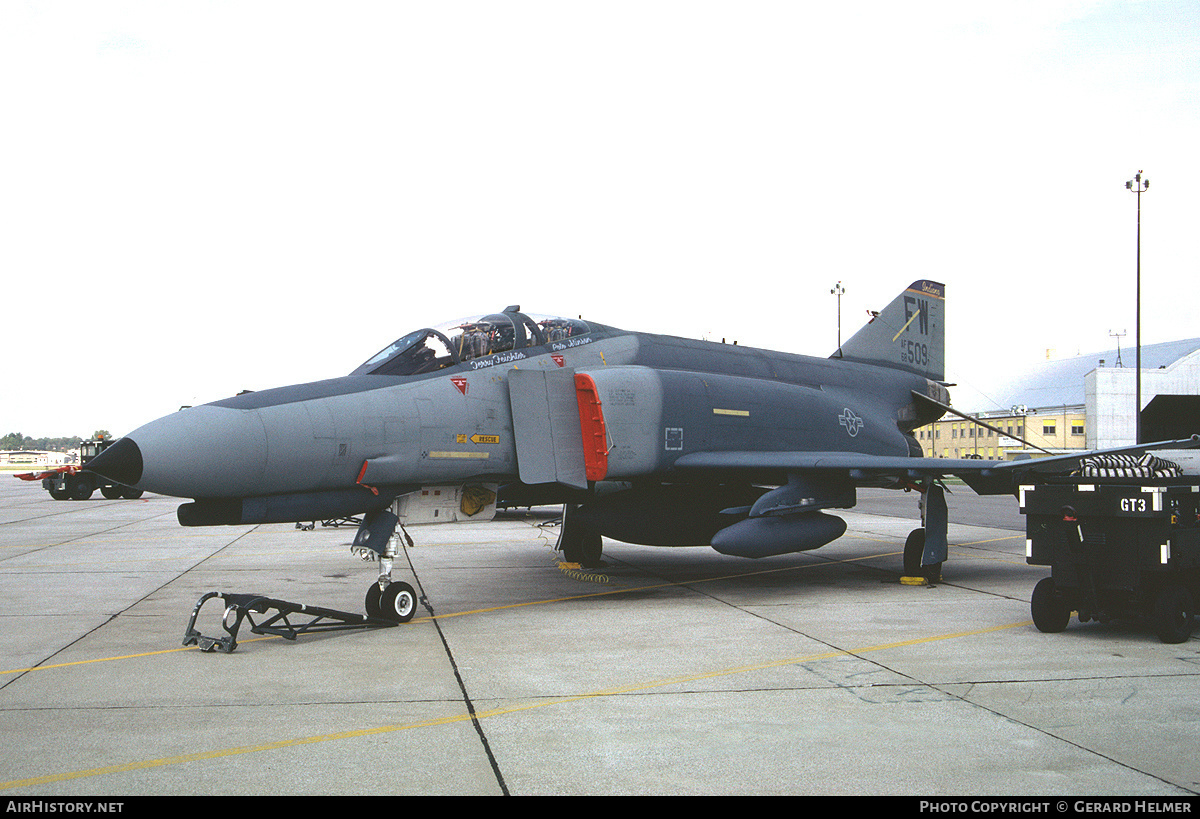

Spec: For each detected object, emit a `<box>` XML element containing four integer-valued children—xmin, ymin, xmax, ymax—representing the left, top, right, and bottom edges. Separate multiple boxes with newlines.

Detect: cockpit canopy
<box><xmin>351</xmin><ymin>308</ymin><xmax>590</xmax><ymax>377</ymax></box>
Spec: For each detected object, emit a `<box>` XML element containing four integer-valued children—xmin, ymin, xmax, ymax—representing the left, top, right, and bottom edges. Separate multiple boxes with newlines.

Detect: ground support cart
<box><xmin>1022</xmin><ymin>479</ymin><xmax>1200</xmax><ymax>643</ymax></box>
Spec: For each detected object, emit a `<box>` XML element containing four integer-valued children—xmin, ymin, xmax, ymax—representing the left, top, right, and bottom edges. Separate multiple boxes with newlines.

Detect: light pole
<box><xmin>1125</xmin><ymin>171</ymin><xmax>1149</xmax><ymax>443</ymax></box>
<box><xmin>831</xmin><ymin>281</ymin><xmax>845</xmax><ymax>357</ymax></box>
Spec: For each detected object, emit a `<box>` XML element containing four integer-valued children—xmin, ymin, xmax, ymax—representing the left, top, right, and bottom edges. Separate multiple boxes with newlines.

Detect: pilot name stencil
<box><xmin>551</xmin><ymin>336</ymin><xmax>592</xmax><ymax>351</ymax></box>
<box><xmin>470</xmin><ymin>351</ymin><xmax>527</xmax><ymax>370</ymax></box>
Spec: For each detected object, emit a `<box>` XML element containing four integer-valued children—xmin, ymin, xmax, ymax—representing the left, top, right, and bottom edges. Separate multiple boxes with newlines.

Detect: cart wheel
<box><xmin>1152</xmin><ymin>584</ymin><xmax>1194</xmax><ymax>644</ymax></box>
<box><xmin>101</xmin><ymin>485</ymin><xmax>124</xmax><ymax>500</ymax></box>
<box><xmin>48</xmin><ymin>488</ymin><xmax>70</xmax><ymax>501</ymax></box>
<box><xmin>1031</xmin><ymin>577</ymin><xmax>1071</xmax><ymax>633</ymax></box>
<box><xmin>121</xmin><ymin>487</ymin><xmax>144</xmax><ymax>499</ymax></box>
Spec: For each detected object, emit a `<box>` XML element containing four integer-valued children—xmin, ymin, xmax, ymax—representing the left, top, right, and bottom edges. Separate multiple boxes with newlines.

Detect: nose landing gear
<box><xmin>354</xmin><ymin>507</ymin><xmax>420</xmax><ymax>624</ymax></box>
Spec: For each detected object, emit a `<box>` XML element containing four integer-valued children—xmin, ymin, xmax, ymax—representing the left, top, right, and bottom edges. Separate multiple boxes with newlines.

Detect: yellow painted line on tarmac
<box><xmin>0</xmin><ymin>636</ymin><xmax>282</xmax><ymax>677</ymax></box>
<box><xmin>411</xmin><ymin>547</ymin><xmax>906</xmax><ymax>622</ymax></box>
<box><xmin>957</xmin><ymin>535</ymin><xmax>1024</xmax><ymax>546</ymax></box>
<box><xmin>1</xmin><ymin>539</ymin><xmax>1023</xmax><ymax>676</ymax></box>
<box><xmin>0</xmin><ymin>548</ymin><xmax>344</xmax><ymax>569</ymax></box>
<box><xmin>0</xmin><ymin>617</ymin><xmax>1032</xmax><ymax>792</ymax></box>
<box><xmin>949</xmin><ymin>534</ymin><xmax>1029</xmax><ymax>566</ymax></box>
<box><xmin>0</xmin><ymin>548</ymin><xmax>895</xmax><ymax>676</ymax></box>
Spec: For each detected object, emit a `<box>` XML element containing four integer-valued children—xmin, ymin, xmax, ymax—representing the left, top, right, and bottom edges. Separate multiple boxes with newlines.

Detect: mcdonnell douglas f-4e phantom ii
<box><xmin>86</xmin><ymin>281</ymin><xmax>1197</xmax><ymax>623</ymax></box>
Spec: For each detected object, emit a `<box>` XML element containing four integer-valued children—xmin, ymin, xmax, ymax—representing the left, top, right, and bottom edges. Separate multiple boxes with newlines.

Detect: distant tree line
<box><xmin>1</xmin><ymin>431</ymin><xmax>112</xmax><ymax>451</ymax></box>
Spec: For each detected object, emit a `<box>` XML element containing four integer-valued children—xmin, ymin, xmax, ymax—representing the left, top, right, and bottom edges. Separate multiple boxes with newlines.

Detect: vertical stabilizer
<box><xmin>836</xmin><ymin>281</ymin><xmax>945</xmax><ymax>381</ymax></box>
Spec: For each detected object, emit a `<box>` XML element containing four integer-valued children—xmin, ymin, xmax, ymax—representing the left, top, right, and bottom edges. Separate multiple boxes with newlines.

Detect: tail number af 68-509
<box><xmin>899</xmin><ymin>339</ymin><xmax>929</xmax><ymax>367</ymax></box>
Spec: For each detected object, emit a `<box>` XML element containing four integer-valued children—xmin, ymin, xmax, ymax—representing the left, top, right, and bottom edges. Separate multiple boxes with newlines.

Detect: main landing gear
<box><xmin>901</xmin><ymin>480</ymin><xmax>948</xmax><ymax>585</ymax></box>
<box><xmin>557</xmin><ymin>503</ymin><xmax>604</xmax><ymax>567</ymax></box>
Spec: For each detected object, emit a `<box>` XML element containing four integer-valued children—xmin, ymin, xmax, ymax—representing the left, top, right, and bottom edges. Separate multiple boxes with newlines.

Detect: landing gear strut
<box><xmin>902</xmin><ymin>480</ymin><xmax>947</xmax><ymax>584</ymax></box>
<box><xmin>353</xmin><ymin>507</ymin><xmax>419</xmax><ymax>624</ymax></box>
<box><xmin>180</xmin><ymin>502</ymin><xmax>420</xmax><ymax>653</ymax></box>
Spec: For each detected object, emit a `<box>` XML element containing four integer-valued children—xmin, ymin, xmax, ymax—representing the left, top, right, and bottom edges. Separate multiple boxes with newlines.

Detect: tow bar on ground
<box><xmin>183</xmin><ymin>592</ymin><xmax>398</xmax><ymax>653</ymax></box>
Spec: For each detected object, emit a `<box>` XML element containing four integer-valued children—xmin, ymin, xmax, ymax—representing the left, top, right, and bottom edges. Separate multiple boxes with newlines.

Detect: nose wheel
<box><xmin>365</xmin><ymin>581</ymin><xmax>417</xmax><ymax>623</ymax></box>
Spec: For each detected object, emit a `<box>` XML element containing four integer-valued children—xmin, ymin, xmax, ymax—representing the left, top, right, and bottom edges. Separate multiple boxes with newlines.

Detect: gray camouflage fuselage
<box><xmin>87</xmin><ymin>282</ymin><xmax>956</xmax><ymax>555</ymax></box>
<box><xmin>115</xmin><ymin>329</ymin><xmax>937</xmax><ymax>504</ymax></box>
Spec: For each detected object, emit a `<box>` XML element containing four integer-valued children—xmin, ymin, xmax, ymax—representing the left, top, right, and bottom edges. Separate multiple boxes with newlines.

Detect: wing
<box><xmin>674</xmin><ymin>437</ymin><xmax>1200</xmax><ymax>496</ymax></box>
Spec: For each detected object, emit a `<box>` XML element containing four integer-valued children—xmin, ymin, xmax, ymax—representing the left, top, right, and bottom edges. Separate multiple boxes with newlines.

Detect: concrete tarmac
<box><xmin>1</xmin><ymin>477</ymin><xmax>1198</xmax><ymax>796</ymax></box>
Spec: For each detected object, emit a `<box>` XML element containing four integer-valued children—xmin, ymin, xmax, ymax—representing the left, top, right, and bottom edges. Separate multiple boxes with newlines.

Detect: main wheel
<box><xmin>1031</xmin><ymin>577</ymin><xmax>1071</xmax><ymax>633</ymax></box>
<box><xmin>560</xmin><ymin>505</ymin><xmax>604</xmax><ymax>567</ymax></box>
<box><xmin>569</xmin><ymin>531</ymin><xmax>603</xmax><ymax>568</ymax></box>
<box><xmin>379</xmin><ymin>581</ymin><xmax>418</xmax><ymax>623</ymax></box>
<box><xmin>902</xmin><ymin>528</ymin><xmax>942</xmax><ymax>581</ymax></box>
<box><xmin>903</xmin><ymin>528</ymin><xmax>925</xmax><ymax>575</ymax></box>
<box><xmin>1152</xmin><ymin>583</ymin><xmax>1194</xmax><ymax>644</ymax></box>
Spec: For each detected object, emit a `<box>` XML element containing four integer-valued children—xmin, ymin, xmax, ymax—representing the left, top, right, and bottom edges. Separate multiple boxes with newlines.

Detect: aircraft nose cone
<box><xmin>112</xmin><ymin>406</ymin><xmax>267</xmax><ymax>498</ymax></box>
<box><xmin>84</xmin><ymin>437</ymin><xmax>144</xmax><ymax>486</ymax></box>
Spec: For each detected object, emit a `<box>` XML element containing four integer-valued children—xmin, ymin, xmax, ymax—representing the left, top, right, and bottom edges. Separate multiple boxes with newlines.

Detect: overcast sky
<box><xmin>4</xmin><ymin>1</ymin><xmax>1198</xmax><ymax>437</ymax></box>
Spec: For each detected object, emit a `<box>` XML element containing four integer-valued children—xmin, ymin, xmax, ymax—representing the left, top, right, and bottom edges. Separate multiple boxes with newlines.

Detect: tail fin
<box><xmin>836</xmin><ymin>280</ymin><xmax>945</xmax><ymax>381</ymax></box>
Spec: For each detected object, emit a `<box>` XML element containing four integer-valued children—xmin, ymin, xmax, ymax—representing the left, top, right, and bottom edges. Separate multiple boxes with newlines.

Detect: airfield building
<box><xmin>916</xmin><ymin>338</ymin><xmax>1200</xmax><ymax>459</ymax></box>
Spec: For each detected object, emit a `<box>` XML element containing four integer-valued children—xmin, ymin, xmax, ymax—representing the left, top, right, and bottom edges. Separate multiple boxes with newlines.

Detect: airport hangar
<box><xmin>916</xmin><ymin>337</ymin><xmax>1200</xmax><ymax>460</ymax></box>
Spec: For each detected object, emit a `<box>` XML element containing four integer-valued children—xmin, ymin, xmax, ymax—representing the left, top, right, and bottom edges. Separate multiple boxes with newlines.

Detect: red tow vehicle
<box><xmin>15</xmin><ymin>438</ymin><xmax>144</xmax><ymax>501</ymax></box>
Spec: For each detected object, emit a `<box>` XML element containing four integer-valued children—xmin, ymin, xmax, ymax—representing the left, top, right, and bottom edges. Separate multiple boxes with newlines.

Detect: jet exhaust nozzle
<box><xmin>710</xmin><ymin>512</ymin><xmax>847</xmax><ymax>558</ymax></box>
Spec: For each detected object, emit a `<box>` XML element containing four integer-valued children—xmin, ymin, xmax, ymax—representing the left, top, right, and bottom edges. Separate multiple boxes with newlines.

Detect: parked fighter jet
<box><xmin>86</xmin><ymin>281</ymin><xmax>1194</xmax><ymax>622</ymax></box>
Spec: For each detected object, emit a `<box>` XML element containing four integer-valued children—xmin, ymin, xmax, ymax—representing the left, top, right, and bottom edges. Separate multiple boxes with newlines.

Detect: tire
<box><xmin>365</xmin><ymin>583</ymin><xmax>383</xmax><ymax>619</ymax></box>
<box><xmin>101</xmin><ymin>485</ymin><xmax>123</xmax><ymax>500</ymax></box>
<box><xmin>559</xmin><ymin>504</ymin><xmax>604</xmax><ymax>567</ymax></box>
<box><xmin>902</xmin><ymin>528</ymin><xmax>924</xmax><ymax>575</ymax></box>
<box><xmin>68</xmin><ymin>476</ymin><xmax>93</xmax><ymax>501</ymax></box>
<box><xmin>48</xmin><ymin>488</ymin><xmax>70</xmax><ymax>501</ymax></box>
<box><xmin>574</xmin><ymin>531</ymin><xmax>604</xmax><ymax>567</ymax></box>
<box><xmin>380</xmin><ymin>581</ymin><xmax>417</xmax><ymax>623</ymax></box>
<box><xmin>1031</xmin><ymin>577</ymin><xmax>1071</xmax><ymax>633</ymax></box>
<box><xmin>902</xmin><ymin>528</ymin><xmax>941</xmax><ymax>580</ymax></box>
<box><xmin>1152</xmin><ymin>583</ymin><xmax>1194</xmax><ymax>644</ymax></box>
<box><xmin>121</xmin><ymin>487</ymin><xmax>144</xmax><ymax>499</ymax></box>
